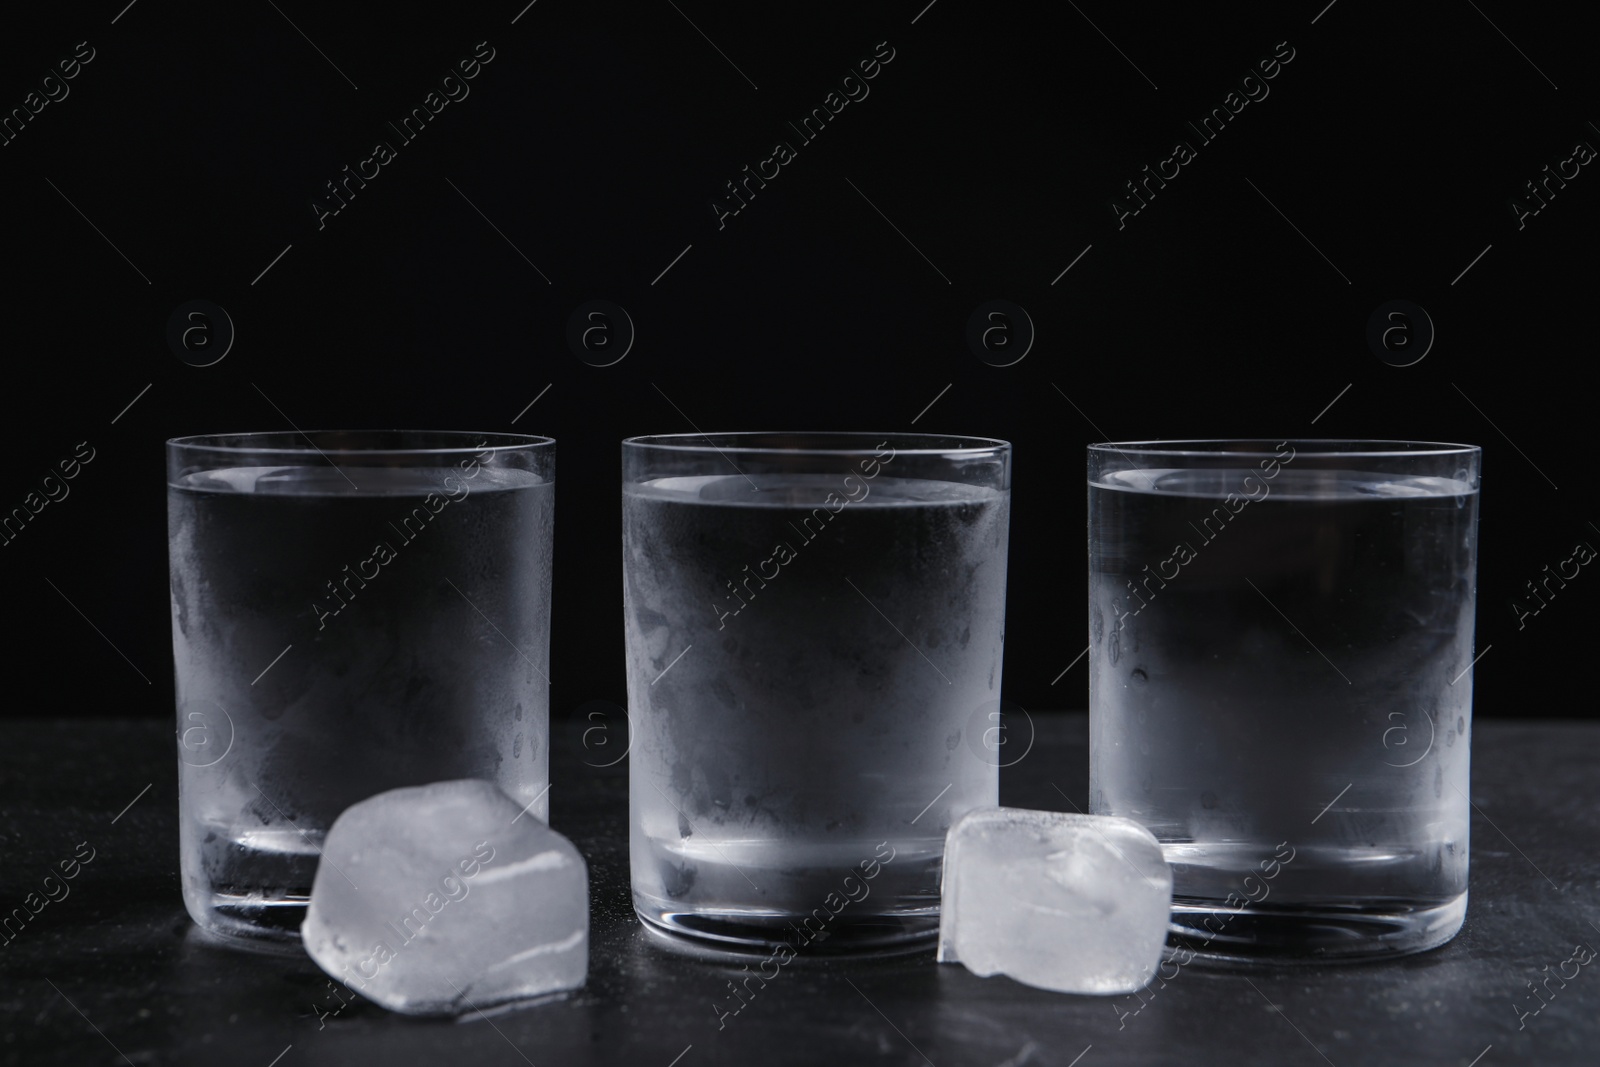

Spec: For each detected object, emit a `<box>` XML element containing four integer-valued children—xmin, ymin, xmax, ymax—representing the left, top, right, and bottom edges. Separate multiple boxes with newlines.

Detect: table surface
<box><xmin>2</xmin><ymin>713</ymin><xmax>1595</xmax><ymax>1067</ymax></box>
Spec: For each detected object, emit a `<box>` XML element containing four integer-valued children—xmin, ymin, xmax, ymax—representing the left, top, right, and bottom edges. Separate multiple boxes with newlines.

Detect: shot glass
<box><xmin>623</xmin><ymin>432</ymin><xmax>1012</xmax><ymax>953</ymax></box>
<box><xmin>168</xmin><ymin>431</ymin><xmax>555</xmax><ymax>941</ymax></box>
<box><xmin>1088</xmin><ymin>440</ymin><xmax>1480</xmax><ymax>962</ymax></box>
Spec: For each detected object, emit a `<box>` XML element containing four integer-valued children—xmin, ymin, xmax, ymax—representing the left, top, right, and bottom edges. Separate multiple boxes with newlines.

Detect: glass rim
<box><xmin>166</xmin><ymin>430</ymin><xmax>554</xmax><ymax>457</ymax></box>
<box><xmin>1089</xmin><ymin>438</ymin><xmax>1480</xmax><ymax>459</ymax></box>
<box><xmin>622</xmin><ymin>431</ymin><xmax>1010</xmax><ymax>455</ymax></box>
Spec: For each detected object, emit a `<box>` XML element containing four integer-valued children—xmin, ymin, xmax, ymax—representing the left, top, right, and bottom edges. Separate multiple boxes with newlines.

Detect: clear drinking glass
<box><xmin>1088</xmin><ymin>439</ymin><xmax>1480</xmax><ymax>962</ymax></box>
<box><xmin>623</xmin><ymin>432</ymin><xmax>1012</xmax><ymax>953</ymax></box>
<box><xmin>168</xmin><ymin>431</ymin><xmax>555</xmax><ymax>941</ymax></box>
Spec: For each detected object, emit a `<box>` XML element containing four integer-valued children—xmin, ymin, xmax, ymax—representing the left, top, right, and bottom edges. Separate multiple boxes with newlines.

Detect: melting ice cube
<box><xmin>301</xmin><ymin>779</ymin><xmax>587</xmax><ymax>1015</ymax></box>
<box><xmin>938</xmin><ymin>807</ymin><xmax>1171</xmax><ymax>994</ymax></box>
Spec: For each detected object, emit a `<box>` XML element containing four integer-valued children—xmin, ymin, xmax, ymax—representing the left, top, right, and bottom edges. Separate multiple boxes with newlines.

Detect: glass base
<box><xmin>634</xmin><ymin>900</ymin><xmax>938</xmax><ymax>958</ymax></box>
<box><xmin>1166</xmin><ymin>892</ymin><xmax>1467</xmax><ymax>965</ymax></box>
<box><xmin>184</xmin><ymin>889</ymin><xmax>309</xmax><ymax>944</ymax></box>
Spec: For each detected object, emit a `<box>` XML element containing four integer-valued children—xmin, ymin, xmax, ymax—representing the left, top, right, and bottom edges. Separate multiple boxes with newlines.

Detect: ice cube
<box><xmin>301</xmin><ymin>779</ymin><xmax>587</xmax><ymax>1016</ymax></box>
<box><xmin>937</xmin><ymin>806</ymin><xmax>1171</xmax><ymax>994</ymax></box>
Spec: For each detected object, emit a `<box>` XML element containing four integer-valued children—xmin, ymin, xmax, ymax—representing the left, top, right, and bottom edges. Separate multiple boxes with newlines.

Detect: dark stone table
<box><xmin>2</xmin><ymin>713</ymin><xmax>1595</xmax><ymax>1066</ymax></box>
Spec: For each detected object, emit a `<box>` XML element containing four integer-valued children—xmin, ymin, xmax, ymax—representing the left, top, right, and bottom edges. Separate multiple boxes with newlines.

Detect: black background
<box><xmin>1</xmin><ymin>0</ymin><xmax>1593</xmax><ymax>725</ymax></box>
